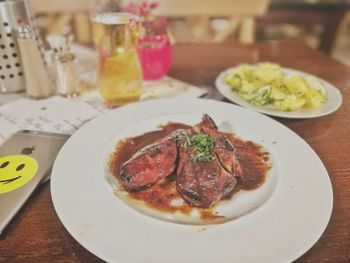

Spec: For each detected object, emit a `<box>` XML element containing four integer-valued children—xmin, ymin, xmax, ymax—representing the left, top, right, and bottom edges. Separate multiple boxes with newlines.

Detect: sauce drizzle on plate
<box><xmin>109</xmin><ymin>122</ymin><xmax>270</xmax><ymax>220</ymax></box>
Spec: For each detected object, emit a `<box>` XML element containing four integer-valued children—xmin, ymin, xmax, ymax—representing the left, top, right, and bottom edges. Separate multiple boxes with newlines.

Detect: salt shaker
<box><xmin>16</xmin><ymin>24</ymin><xmax>54</xmax><ymax>99</ymax></box>
<box><xmin>47</xmin><ymin>35</ymin><xmax>80</xmax><ymax>97</ymax></box>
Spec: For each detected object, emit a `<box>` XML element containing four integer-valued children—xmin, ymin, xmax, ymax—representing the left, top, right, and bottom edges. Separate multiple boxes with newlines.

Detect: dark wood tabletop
<box><xmin>1</xmin><ymin>42</ymin><xmax>350</xmax><ymax>263</ymax></box>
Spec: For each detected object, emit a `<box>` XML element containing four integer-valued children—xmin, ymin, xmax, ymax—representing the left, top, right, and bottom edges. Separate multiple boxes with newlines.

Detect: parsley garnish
<box><xmin>182</xmin><ymin>133</ymin><xmax>216</xmax><ymax>162</ymax></box>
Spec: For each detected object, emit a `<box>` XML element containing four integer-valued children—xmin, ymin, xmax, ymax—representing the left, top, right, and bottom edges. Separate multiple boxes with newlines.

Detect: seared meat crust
<box><xmin>176</xmin><ymin>115</ymin><xmax>242</xmax><ymax>207</ymax></box>
<box><xmin>194</xmin><ymin>114</ymin><xmax>243</xmax><ymax>178</ymax></box>
<box><xmin>176</xmin><ymin>130</ymin><xmax>237</xmax><ymax>207</ymax></box>
<box><xmin>120</xmin><ymin>134</ymin><xmax>178</xmax><ymax>191</ymax></box>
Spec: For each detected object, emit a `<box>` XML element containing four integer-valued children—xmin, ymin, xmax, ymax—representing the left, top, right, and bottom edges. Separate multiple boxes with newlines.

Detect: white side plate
<box><xmin>216</xmin><ymin>67</ymin><xmax>342</xmax><ymax>118</ymax></box>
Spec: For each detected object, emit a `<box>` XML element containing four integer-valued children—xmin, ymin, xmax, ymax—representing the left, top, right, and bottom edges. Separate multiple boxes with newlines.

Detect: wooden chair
<box><xmin>331</xmin><ymin>10</ymin><xmax>350</xmax><ymax>55</ymax></box>
<box><xmin>31</xmin><ymin>0</ymin><xmax>93</xmax><ymax>44</ymax></box>
<box><xmin>30</xmin><ymin>0</ymin><xmax>269</xmax><ymax>44</ymax></box>
<box><xmin>154</xmin><ymin>0</ymin><xmax>270</xmax><ymax>43</ymax></box>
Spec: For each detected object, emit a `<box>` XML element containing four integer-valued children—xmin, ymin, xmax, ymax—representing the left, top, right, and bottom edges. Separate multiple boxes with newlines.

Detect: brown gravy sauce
<box><xmin>109</xmin><ymin>122</ymin><xmax>270</xmax><ymax>220</ymax></box>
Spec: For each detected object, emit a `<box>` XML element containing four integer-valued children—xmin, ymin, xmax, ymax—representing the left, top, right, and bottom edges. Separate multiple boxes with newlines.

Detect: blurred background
<box><xmin>27</xmin><ymin>0</ymin><xmax>350</xmax><ymax>65</ymax></box>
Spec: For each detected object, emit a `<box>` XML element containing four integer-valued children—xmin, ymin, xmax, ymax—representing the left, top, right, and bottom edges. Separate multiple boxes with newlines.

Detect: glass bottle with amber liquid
<box><xmin>92</xmin><ymin>13</ymin><xmax>142</xmax><ymax>108</ymax></box>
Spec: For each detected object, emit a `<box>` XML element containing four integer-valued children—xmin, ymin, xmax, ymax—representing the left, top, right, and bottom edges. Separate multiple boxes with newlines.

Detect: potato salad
<box><xmin>224</xmin><ymin>63</ymin><xmax>326</xmax><ymax>111</ymax></box>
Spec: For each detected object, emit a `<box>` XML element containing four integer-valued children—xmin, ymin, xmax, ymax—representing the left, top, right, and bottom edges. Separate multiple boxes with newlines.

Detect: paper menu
<box><xmin>0</xmin><ymin>96</ymin><xmax>101</xmax><ymax>143</ymax></box>
<box><xmin>0</xmin><ymin>77</ymin><xmax>205</xmax><ymax>144</ymax></box>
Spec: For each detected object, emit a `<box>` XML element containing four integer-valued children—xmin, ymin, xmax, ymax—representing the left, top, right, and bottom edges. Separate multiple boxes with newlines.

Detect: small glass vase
<box><xmin>137</xmin><ymin>34</ymin><xmax>172</xmax><ymax>81</ymax></box>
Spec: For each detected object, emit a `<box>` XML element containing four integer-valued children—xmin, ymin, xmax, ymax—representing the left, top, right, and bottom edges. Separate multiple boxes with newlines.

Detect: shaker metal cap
<box><xmin>47</xmin><ymin>35</ymin><xmax>75</xmax><ymax>62</ymax></box>
<box><xmin>17</xmin><ymin>24</ymin><xmax>34</xmax><ymax>39</ymax></box>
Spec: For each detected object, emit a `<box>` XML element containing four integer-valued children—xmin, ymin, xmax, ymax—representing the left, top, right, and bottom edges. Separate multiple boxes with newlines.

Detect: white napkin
<box><xmin>0</xmin><ymin>76</ymin><xmax>205</xmax><ymax>144</ymax></box>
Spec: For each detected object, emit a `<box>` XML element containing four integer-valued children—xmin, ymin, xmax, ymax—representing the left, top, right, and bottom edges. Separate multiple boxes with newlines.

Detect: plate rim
<box><xmin>50</xmin><ymin>98</ymin><xmax>333</xmax><ymax>263</ymax></box>
<box><xmin>215</xmin><ymin>66</ymin><xmax>343</xmax><ymax>119</ymax></box>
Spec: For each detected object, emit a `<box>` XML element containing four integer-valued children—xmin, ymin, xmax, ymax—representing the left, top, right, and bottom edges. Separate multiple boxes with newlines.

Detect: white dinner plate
<box><xmin>51</xmin><ymin>99</ymin><xmax>333</xmax><ymax>263</ymax></box>
<box><xmin>215</xmin><ymin>67</ymin><xmax>343</xmax><ymax>118</ymax></box>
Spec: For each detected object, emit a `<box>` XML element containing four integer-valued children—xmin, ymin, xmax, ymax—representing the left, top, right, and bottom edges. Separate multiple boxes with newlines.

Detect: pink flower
<box><xmin>122</xmin><ymin>1</ymin><xmax>159</xmax><ymax>17</ymax></box>
<box><xmin>122</xmin><ymin>2</ymin><xmax>141</xmax><ymax>15</ymax></box>
<box><xmin>122</xmin><ymin>1</ymin><xmax>167</xmax><ymax>36</ymax></box>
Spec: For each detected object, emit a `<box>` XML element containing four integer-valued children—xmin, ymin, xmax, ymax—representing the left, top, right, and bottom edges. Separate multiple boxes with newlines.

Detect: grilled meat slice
<box><xmin>120</xmin><ymin>133</ymin><xmax>179</xmax><ymax>191</ymax></box>
<box><xmin>119</xmin><ymin>114</ymin><xmax>242</xmax><ymax>209</ymax></box>
<box><xmin>176</xmin><ymin>130</ymin><xmax>237</xmax><ymax>207</ymax></box>
<box><xmin>194</xmin><ymin>114</ymin><xmax>243</xmax><ymax>178</ymax></box>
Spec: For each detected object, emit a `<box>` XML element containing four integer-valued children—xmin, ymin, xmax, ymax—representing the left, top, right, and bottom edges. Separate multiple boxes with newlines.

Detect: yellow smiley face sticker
<box><xmin>0</xmin><ymin>155</ymin><xmax>38</xmax><ymax>194</ymax></box>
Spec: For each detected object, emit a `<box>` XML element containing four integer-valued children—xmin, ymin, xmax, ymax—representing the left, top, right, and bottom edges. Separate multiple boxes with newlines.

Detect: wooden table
<box><xmin>1</xmin><ymin>42</ymin><xmax>350</xmax><ymax>262</ymax></box>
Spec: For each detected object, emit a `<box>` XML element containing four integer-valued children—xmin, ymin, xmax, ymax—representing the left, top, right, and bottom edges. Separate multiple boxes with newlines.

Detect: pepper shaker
<box><xmin>17</xmin><ymin>24</ymin><xmax>54</xmax><ymax>99</ymax></box>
